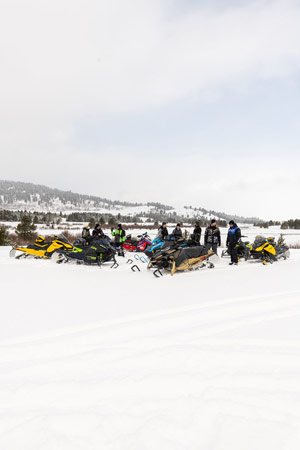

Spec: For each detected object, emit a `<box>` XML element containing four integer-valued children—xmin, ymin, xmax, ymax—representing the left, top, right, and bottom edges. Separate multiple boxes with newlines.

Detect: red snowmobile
<box><xmin>123</xmin><ymin>232</ymin><xmax>152</xmax><ymax>252</ymax></box>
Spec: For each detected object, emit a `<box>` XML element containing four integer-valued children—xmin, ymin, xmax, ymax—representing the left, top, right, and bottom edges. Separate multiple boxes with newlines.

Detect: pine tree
<box><xmin>277</xmin><ymin>233</ymin><xmax>286</xmax><ymax>246</ymax></box>
<box><xmin>108</xmin><ymin>216</ymin><xmax>116</xmax><ymax>226</ymax></box>
<box><xmin>88</xmin><ymin>218</ymin><xmax>96</xmax><ymax>229</ymax></box>
<box><xmin>16</xmin><ymin>215</ymin><xmax>36</xmax><ymax>240</ymax></box>
<box><xmin>0</xmin><ymin>226</ymin><xmax>11</xmax><ymax>246</ymax></box>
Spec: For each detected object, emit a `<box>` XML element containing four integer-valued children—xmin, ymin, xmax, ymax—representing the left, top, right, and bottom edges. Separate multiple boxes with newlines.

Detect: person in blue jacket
<box><xmin>226</xmin><ymin>220</ymin><xmax>241</xmax><ymax>265</ymax></box>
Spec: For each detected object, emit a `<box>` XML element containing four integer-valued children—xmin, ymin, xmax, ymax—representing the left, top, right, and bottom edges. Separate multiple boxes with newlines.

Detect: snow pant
<box><xmin>228</xmin><ymin>243</ymin><xmax>238</xmax><ymax>263</ymax></box>
<box><xmin>115</xmin><ymin>242</ymin><xmax>124</xmax><ymax>256</ymax></box>
<box><xmin>206</xmin><ymin>243</ymin><xmax>218</xmax><ymax>255</ymax></box>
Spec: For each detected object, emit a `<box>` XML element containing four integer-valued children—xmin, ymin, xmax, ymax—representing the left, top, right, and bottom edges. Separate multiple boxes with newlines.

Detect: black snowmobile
<box><xmin>148</xmin><ymin>244</ymin><xmax>214</xmax><ymax>277</ymax></box>
<box><xmin>57</xmin><ymin>236</ymin><xmax>118</xmax><ymax>268</ymax></box>
<box><xmin>249</xmin><ymin>236</ymin><xmax>290</xmax><ymax>265</ymax></box>
<box><xmin>221</xmin><ymin>237</ymin><xmax>250</xmax><ymax>260</ymax></box>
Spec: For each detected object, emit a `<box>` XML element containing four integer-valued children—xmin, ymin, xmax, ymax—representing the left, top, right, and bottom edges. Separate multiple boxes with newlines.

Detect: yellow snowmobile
<box><xmin>250</xmin><ymin>236</ymin><xmax>290</xmax><ymax>265</ymax></box>
<box><xmin>10</xmin><ymin>234</ymin><xmax>73</xmax><ymax>259</ymax></box>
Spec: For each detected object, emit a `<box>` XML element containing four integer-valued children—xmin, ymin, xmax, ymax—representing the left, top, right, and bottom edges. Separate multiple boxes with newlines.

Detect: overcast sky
<box><xmin>0</xmin><ymin>0</ymin><xmax>299</xmax><ymax>220</ymax></box>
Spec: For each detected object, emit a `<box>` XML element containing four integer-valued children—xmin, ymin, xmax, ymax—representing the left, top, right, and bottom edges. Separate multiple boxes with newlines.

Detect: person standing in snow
<box><xmin>192</xmin><ymin>221</ymin><xmax>202</xmax><ymax>245</ymax></box>
<box><xmin>172</xmin><ymin>223</ymin><xmax>183</xmax><ymax>240</ymax></box>
<box><xmin>157</xmin><ymin>222</ymin><xmax>169</xmax><ymax>240</ymax></box>
<box><xmin>226</xmin><ymin>220</ymin><xmax>241</xmax><ymax>265</ymax></box>
<box><xmin>204</xmin><ymin>219</ymin><xmax>221</xmax><ymax>255</ymax></box>
<box><xmin>111</xmin><ymin>224</ymin><xmax>126</xmax><ymax>256</ymax></box>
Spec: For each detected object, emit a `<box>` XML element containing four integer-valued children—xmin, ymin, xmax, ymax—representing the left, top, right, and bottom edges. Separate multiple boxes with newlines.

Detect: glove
<box><xmin>111</xmin><ymin>228</ymin><xmax>114</xmax><ymax>232</ymax></box>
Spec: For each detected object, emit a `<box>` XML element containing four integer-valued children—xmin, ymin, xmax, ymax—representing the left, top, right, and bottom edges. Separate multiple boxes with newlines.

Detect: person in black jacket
<box><xmin>157</xmin><ymin>222</ymin><xmax>169</xmax><ymax>240</ymax></box>
<box><xmin>204</xmin><ymin>219</ymin><xmax>221</xmax><ymax>255</ymax></box>
<box><xmin>192</xmin><ymin>221</ymin><xmax>202</xmax><ymax>245</ymax></box>
<box><xmin>92</xmin><ymin>223</ymin><xmax>105</xmax><ymax>239</ymax></box>
<box><xmin>172</xmin><ymin>223</ymin><xmax>183</xmax><ymax>240</ymax></box>
<box><xmin>226</xmin><ymin>220</ymin><xmax>241</xmax><ymax>265</ymax></box>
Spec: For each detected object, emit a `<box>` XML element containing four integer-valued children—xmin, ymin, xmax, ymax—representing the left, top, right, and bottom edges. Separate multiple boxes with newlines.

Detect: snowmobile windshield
<box><xmin>57</xmin><ymin>234</ymin><xmax>72</xmax><ymax>244</ymax></box>
<box><xmin>95</xmin><ymin>237</ymin><xmax>115</xmax><ymax>251</ymax></box>
<box><xmin>254</xmin><ymin>236</ymin><xmax>268</xmax><ymax>245</ymax></box>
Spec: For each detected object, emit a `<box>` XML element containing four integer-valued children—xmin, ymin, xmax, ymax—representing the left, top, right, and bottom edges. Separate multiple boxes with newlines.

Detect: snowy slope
<box><xmin>1</xmin><ymin>247</ymin><xmax>300</xmax><ymax>449</ymax></box>
<box><xmin>0</xmin><ymin>180</ymin><xmax>259</xmax><ymax>223</ymax></box>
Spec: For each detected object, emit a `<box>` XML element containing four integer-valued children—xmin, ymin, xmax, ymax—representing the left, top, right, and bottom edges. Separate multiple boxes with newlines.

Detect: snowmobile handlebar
<box><xmin>137</xmin><ymin>232</ymin><xmax>150</xmax><ymax>239</ymax></box>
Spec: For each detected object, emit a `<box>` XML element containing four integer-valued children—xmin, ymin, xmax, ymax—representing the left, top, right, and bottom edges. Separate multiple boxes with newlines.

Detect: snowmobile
<box><xmin>147</xmin><ymin>245</ymin><xmax>214</xmax><ymax>277</ymax></box>
<box><xmin>221</xmin><ymin>238</ymin><xmax>250</xmax><ymax>260</ymax></box>
<box><xmin>249</xmin><ymin>236</ymin><xmax>290</xmax><ymax>265</ymax></box>
<box><xmin>123</xmin><ymin>232</ymin><xmax>152</xmax><ymax>252</ymax></box>
<box><xmin>145</xmin><ymin>236</ymin><xmax>182</xmax><ymax>258</ymax></box>
<box><xmin>147</xmin><ymin>236</ymin><xmax>197</xmax><ymax>259</ymax></box>
<box><xmin>144</xmin><ymin>233</ymin><xmax>195</xmax><ymax>258</ymax></box>
<box><xmin>10</xmin><ymin>234</ymin><xmax>73</xmax><ymax>259</ymax></box>
<box><xmin>57</xmin><ymin>237</ymin><xmax>118</xmax><ymax>267</ymax></box>
<box><xmin>144</xmin><ymin>237</ymin><xmax>165</xmax><ymax>258</ymax></box>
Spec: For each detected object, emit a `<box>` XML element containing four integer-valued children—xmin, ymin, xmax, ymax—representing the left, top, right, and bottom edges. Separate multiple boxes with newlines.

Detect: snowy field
<box><xmin>1</xmin><ymin>243</ymin><xmax>300</xmax><ymax>449</ymax></box>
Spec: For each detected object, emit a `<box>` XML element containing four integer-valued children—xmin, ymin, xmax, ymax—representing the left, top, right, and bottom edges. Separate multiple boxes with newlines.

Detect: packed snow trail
<box><xmin>0</xmin><ymin>248</ymin><xmax>300</xmax><ymax>449</ymax></box>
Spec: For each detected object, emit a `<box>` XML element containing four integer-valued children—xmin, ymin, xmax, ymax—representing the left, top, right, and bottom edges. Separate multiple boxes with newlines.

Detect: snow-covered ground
<box><xmin>1</xmin><ymin>243</ymin><xmax>300</xmax><ymax>449</ymax></box>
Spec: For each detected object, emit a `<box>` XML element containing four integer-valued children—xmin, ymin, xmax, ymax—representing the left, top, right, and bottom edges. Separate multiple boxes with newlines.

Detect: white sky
<box><xmin>0</xmin><ymin>0</ymin><xmax>299</xmax><ymax>220</ymax></box>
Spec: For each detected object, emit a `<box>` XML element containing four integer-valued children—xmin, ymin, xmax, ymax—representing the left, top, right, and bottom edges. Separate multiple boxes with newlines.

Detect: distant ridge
<box><xmin>0</xmin><ymin>180</ymin><xmax>172</xmax><ymax>210</ymax></box>
<box><xmin>0</xmin><ymin>180</ymin><xmax>262</xmax><ymax>224</ymax></box>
